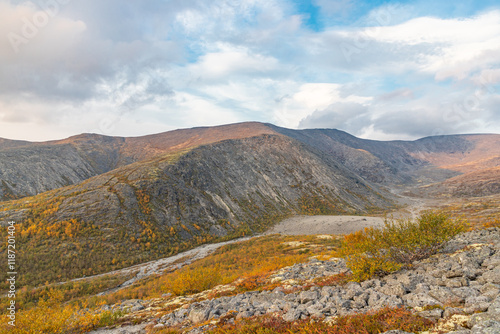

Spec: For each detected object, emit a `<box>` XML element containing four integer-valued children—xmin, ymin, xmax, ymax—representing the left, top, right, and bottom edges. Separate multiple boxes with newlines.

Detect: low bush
<box><xmin>209</xmin><ymin>306</ymin><xmax>433</xmax><ymax>334</ymax></box>
<box><xmin>0</xmin><ymin>290</ymin><xmax>102</xmax><ymax>334</ymax></box>
<box><xmin>338</xmin><ymin>211</ymin><xmax>467</xmax><ymax>281</ymax></box>
<box><xmin>164</xmin><ymin>265</ymin><xmax>223</xmax><ymax>296</ymax></box>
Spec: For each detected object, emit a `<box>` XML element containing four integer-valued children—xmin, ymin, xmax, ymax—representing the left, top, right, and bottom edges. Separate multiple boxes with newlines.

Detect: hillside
<box><xmin>0</xmin><ymin>134</ymin><xmax>392</xmax><ymax>287</ymax></box>
<box><xmin>417</xmin><ymin>166</ymin><xmax>500</xmax><ymax>198</ymax></box>
<box><xmin>0</xmin><ymin>123</ymin><xmax>500</xmax><ymax>333</ymax></box>
<box><xmin>0</xmin><ymin>122</ymin><xmax>276</xmax><ymax>201</ymax></box>
<box><xmin>1</xmin><ymin>123</ymin><xmax>500</xmax><ymax>287</ymax></box>
<box><xmin>270</xmin><ymin>126</ymin><xmax>500</xmax><ymax>186</ymax></box>
<box><xmin>2</xmin><ymin>123</ymin><xmax>499</xmax><ymax>202</ymax></box>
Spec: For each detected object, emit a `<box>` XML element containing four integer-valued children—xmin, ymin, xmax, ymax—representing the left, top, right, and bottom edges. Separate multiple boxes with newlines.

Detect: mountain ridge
<box><xmin>1</xmin><ymin>122</ymin><xmax>499</xmax><ymax>287</ymax></box>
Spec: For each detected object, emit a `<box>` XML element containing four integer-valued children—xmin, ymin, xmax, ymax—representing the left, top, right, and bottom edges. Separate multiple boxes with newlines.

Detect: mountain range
<box><xmin>0</xmin><ymin>122</ymin><xmax>499</xmax><ymax>286</ymax></box>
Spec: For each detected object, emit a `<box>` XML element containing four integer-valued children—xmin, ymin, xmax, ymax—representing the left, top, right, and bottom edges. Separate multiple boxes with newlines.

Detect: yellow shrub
<box><xmin>338</xmin><ymin>211</ymin><xmax>467</xmax><ymax>281</ymax></box>
<box><xmin>163</xmin><ymin>265</ymin><xmax>222</xmax><ymax>296</ymax></box>
<box><xmin>0</xmin><ymin>290</ymin><xmax>101</xmax><ymax>334</ymax></box>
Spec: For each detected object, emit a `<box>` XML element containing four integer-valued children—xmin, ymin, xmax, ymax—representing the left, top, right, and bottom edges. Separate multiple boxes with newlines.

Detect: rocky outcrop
<box><xmin>149</xmin><ymin>228</ymin><xmax>500</xmax><ymax>333</ymax></box>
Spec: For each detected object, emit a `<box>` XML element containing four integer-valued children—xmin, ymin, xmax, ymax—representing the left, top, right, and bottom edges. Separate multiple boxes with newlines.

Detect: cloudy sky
<box><xmin>1</xmin><ymin>0</ymin><xmax>500</xmax><ymax>141</ymax></box>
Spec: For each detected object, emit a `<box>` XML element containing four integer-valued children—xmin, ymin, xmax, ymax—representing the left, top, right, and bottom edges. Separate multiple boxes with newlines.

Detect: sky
<box><xmin>1</xmin><ymin>0</ymin><xmax>500</xmax><ymax>141</ymax></box>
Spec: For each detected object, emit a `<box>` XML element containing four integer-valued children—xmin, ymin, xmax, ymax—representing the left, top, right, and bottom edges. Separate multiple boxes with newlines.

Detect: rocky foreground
<box><xmin>97</xmin><ymin>228</ymin><xmax>500</xmax><ymax>334</ymax></box>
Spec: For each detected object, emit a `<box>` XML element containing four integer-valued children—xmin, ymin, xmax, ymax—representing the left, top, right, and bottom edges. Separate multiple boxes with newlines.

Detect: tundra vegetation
<box><xmin>0</xmin><ymin>210</ymin><xmax>487</xmax><ymax>334</ymax></box>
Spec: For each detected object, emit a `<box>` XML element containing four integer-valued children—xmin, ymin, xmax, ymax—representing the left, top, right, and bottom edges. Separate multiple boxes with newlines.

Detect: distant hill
<box><xmin>416</xmin><ymin>166</ymin><xmax>500</xmax><ymax>198</ymax></box>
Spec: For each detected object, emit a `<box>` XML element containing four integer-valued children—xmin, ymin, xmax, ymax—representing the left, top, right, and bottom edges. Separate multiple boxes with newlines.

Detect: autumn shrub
<box><xmin>163</xmin><ymin>265</ymin><xmax>223</xmax><ymax>296</ymax></box>
<box><xmin>0</xmin><ymin>290</ymin><xmax>102</xmax><ymax>334</ymax></box>
<box><xmin>483</xmin><ymin>219</ymin><xmax>500</xmax><ymax>228</ymax></box>
<box><xmin>209</xmin><ymin>307</ymin><xmax>433</xmax><ymax>334</ymax></box>
<box><xmin>338</xmin><ymin>211</ymin><xmax>467</xmax><ymax>281</ymax></box>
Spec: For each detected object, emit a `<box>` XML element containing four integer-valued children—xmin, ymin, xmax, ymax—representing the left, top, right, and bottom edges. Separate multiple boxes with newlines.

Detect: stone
<box><xmin>481</xmin><ymin>268</ymin><xmax>500</xmax><ymax>284</ymax></box>
<box><xmin>403</xmin><ymin>293</ymin><xmax>441</xmax><ymax>308</ymax></box>
<box><xmin>446</xmin><ymin>278</ymin><xmax>469</xmax><ymax>288</ymax></box>
<box><xmin>236</xmin><ymin>311</ymin><xmax>254</xmax><ymax>319</ymax></box>
<box><xmin>468</xmin><ymin>313</ymin><xmax>500</xmax><ymax>328</ymax></box>
<box><xmin>299</xmin><ymin>290</ymin><xmax>320</xmax><ymax>304</ymax></box>
<box><xmin>429</xmin><ymin>287</ymin><xmax>464</xmax><ymax>305</ymax></box>
<box><xmin>488</xmin><ymin>296</ymin><xmax>500</xmax><ymax>314</ymax></box>
<box><xmin>443</xmin><ymin>307</ymin><xmax>466</xmax><ymax>318</ymax></box>
<box><xmin>188</xmin><ymin>303</ymin><xmax>211</xmax><ymax>324</ymax></box>
<box><xmin>464</xmin><ymin>303</ymin><xmax>491</xmax><ymax>314</ymax></box>
<box><xmin>452</xmin><ymin>287</ymin><xmax>481</xmax><ymax>300</ymax></box>
<box><xmin>379</xmin><ymin>282</ymin><xmax>407</xmax><ymax>297</ymax></box>
<box><xmin>283</xmin><ymin>309</ymin><xmax>302</xmax><ymax>322</ymax></box>
<box><xmin>470</xmin><ymin>320</ymin><xmax>500</xmax><ymax>334</ymax></box>
<box><xmin>417</xmin><ymin>308</ymin><xmax>443</xmax><ymax>321</ymax></box>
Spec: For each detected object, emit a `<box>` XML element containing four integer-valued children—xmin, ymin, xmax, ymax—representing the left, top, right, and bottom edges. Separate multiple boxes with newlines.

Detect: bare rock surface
<box><xmin>143</xmin><ymin>228</ymin><xmax>500</xmax><ymax>333</ymax></box>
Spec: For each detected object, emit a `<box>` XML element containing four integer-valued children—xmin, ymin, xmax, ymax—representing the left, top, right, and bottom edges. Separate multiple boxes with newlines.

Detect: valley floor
<box><xmin>265</xmin><ymin>215</ymin><xmax>385</xmax><ymax>235</ymax></box>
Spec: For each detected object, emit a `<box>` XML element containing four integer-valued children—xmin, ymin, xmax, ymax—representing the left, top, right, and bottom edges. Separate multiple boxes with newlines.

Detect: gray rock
<box><xmin>488</xmin><ymin>296</ymin><xmax>500</xmax><ymax>314</ymax></box>
<box><xmin>236</xmin><ymin>311</ymin><xmax>254</xmax><ymax>319</ymax></box>
<box><xmin>379</xmin><ymin>282</ymin><xmax>407</xmax><ymax>297</ymax></box>
<box><xmin>402</xmin><ymin>293</ymin><xmax>441</xmax><ymax>308</ymax></box>
<box><xmin>283</xmin><ymin>309</ymin><xmax>302</xmax><ymax>322</ymax></box>
<box><xmin>466</xmin><ymin>296</ymin><xmax>491</xmax><ymax>307</ymax></box>
<box><xmin>446</xmin><ymin>277</ymin><xmax>469</xmax><ymax>288</ymax></box>
<box><xmin>465</xmin><ymin>303</ymin><xmax>491</xmax><ymax>314</ymax></box>
<box><xmin>188</xmin><ymin>303</ymin><xmax>211</xmax><ymax>324</ymax></box>
<box><xmin>481</xmin><ymin>268</ymin><xmax>500</xmax><ymax>284</ymax></box>
<box><xmin>453</xmin><ymin>287</ymin><xmax>481</xmax><ymax>300</ymax></box>
<box><xmin>417</xmin><ymin>308</ymin><xmax>443</xmax><ymax>321</ymax></box>
<box><xmin>469</xmin><ymin>313</ymin><xmax>500</xmax><ymax>328</ymax></box>
<box><xmin>299</xmin><ymin>290</ymin><xmax>320</xmax><ymax>304</ymax></box>
<box><xmin>443</xmin><ymin>307</ymin><xmax>465</xmax><ymax>318</ymax></box>
<box><xmin>480</xmin><ymin>283</ymin><xmax>500</xmax><ymax>293</ymax></box>
<box><xmin>470</xmin><ymin>320</ymin><xmax>500</xmax><ymax>334</ymax></box>
<box><xmin>429</xmin><ymin>286</ymin><xmax>464</xmax><ymax>304</ymax></box>
<box><xmin>128</xmin><ymin>304</ymin><xmax>144</xmax><ymax>312</ymax></box>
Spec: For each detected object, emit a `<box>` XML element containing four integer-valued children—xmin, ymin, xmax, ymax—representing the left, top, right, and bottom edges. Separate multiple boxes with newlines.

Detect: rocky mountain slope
<box><xmin>2</xmin><ymin>123</ymin><xmax>500</xmax><ymax>202</ymax></box>
<box><xmin>417</xmin><ymin>167</ymin><xmax>500</xmax><ymax>198</ymax></box>
<box><xmin>0</xmin><ymin>122</ymin><xmax>276</xmax><ymax>201</ymax></box>
<box><xmin>270</xmin><ymin>126</ymin><xmax>500</xmax><ymax>187</ymax></box>
<box><xmin>91</xmin><ymin>227</ymin><xmax>500</xmax><ymax>334</ymax></box>
<box><xmin>1</xmin><ymin>122</ymin><xmax>499</xmax><ymax>287</ymax></box>
<box><xmin>0</xmin><ymin>134</ymin><xmax>392</xmax><ymax>286</ymax></box>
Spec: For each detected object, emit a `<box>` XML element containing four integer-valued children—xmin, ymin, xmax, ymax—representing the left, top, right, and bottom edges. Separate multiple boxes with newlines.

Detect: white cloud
<box><xmin>1</xmin><ymin>1</ymin><xmax>500</xmax><ymax>141</ymax></box>
<box><xmin>274</xmin><ymin>83</ymin><xmax>372</xmax><ymax>128</ymax></box>
<box><xmin>186</xmin><ymin>45</ymin><xmax>281</xmax><ymax>81</ymax></box>
<box><xmin>359</xmin><ymin>10</ymin><xmax>500</xmax><ymax>80</ymax></box>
